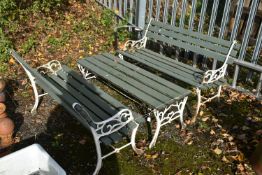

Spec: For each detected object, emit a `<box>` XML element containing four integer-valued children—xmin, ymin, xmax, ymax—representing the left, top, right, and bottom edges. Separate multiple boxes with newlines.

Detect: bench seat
<box><xmin>115</xmin><ymin>19</ymin><xmax>240</xmax><ymax>123</ymax></box>
<box><xmin>118</xmin><ymin>48</ymin><xmax>226</xmax><ymax>90</ymax></box>
<box><xmin>10</xmin><ymin>50</ymin><xmax>143</xmax><ymax>175</ymax></box>
<box><xmin>78</xmin><ymin>53</ymin><xmax>191</xmax><ymax>110</ymax></box>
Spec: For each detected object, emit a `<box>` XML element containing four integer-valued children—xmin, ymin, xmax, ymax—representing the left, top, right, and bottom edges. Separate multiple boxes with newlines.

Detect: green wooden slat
<box><xmin>46</xmin><ymin>75</ymin><xmax>103</xmax><ymax>122</ymax></box>
<box><xmin>132</xmin><ymin>51</ymin><xmax>203</xmax><ymax>83</ymax></box>
<box><xmin>50</xmin><ymin>74</ymin><xmax>113</xmax><ymax>119</ymax></box>
<box><xmin>140</xmin><ymin>48</ymin><xmax>204</xmax><ymax>73</ymax></box>
<box><xmin>57</xmin><ymin>68</ymin><xmax>118</xmax><ymax>115</ymax></box>
<box><xmin>78</xmin><ymin>59</ymin><xmax>162</xmax><ymax>108</ymax></box>
<box><xmin>60</xmin><ymin>66</ymin><xmax>143</xmax><ymax>135</ymax></box>
<box><xmin>148</xmin><ymin>25</ymin><xmax>238</xmax><ymax>57</ymax></box>
<box><xmin>56</xmin><ymin>68</ymin><xmax>139</xmax><ymax>138</ymax></box>
<box><xmin>95</xmin><ymin>54</ymin><xmax>182</xmax><ymax>98</ymax></box>
<box><xmin>46</xmin><ymin>75</ymin><xmax>124</xmax><ymax>144</ymax></box>
<box><xmin>118</xmin><ymin>51</ymin><xmax>200</xmax><ymax>87</ymax></box>
<box><xmin>61</xmin><ymin>66</ymin><xmax>128</xmax><ymax>111</ymax></box>
<box><xmin>90</xmin><ymin>55</ymin><xmax>172</xmax><ymax>103</ymax></box>
<box><xmin>150</xmin><ymin>20</ymin><xmax>241</xmax><ymax>51</ymax></box>
<box><xmin>147</xmin><ymin>31</ymin><xmax>230</xmax><ymax>63</ymax></box>
<box><xmin>103</xmin><ymin>53</ymin><xmax>190</xmax><ymax>95</ymax></box>
<box><xmin>136</xmin><ymin>49</ymin><xmax>204</xmax><ymax>76</ymax></box>
<box><xmin>120</xmin><ymin>50</ymin><xmax>226</xmax><ymax>90</ymax></box>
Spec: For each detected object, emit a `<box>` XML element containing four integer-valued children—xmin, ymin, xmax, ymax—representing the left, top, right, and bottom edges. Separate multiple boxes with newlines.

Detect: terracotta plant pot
<box><xmin>0</xmin><ymin>103</ymin><xmax>6</xmax><ymax>115</ymax></box>
<box><xmin>0</xmin><ymin>79</ymin><xmax>5</xmax><ymax>93</ymax></box>
<box><xmin>0</xmin><ymin>92</ymin><xmax>5</xmax><ymax>103</ymax></box>
<box><xmin>0</xmin><ymin>118</ymin><xmax>14</xmax><ymax>148</ymax></box>
<box><xmin>0</xmin><ymin>113</ymin><xmax>7</xmax><ymax>119</ymax></box>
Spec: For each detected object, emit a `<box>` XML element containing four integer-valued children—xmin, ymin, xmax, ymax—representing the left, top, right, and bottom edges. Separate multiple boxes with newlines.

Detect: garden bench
<box><xmin>10</xmin><ymin>49</ymin><xmax>144</xmax><ymax>175</ymax></box>
<box><xmin>77</xmin><ymin>53</ymin><xmax>191</xmax><ymax>148</ymax></box>
<box><xmin>116</xmin><ymin>19</ymin><xmax>240</xmax><ymax>122</ymax></box>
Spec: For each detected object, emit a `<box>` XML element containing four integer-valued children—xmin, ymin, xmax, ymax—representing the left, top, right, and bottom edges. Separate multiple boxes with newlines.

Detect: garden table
<box><xmin>78</xmin><ymin>53</ymin><xmax>191</xmax><ymax>148</ymax></box>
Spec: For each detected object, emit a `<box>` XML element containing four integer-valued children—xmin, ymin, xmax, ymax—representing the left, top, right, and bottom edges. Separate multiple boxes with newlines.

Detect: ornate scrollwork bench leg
<box><xmin>192</xmin><ymin>85</ymin><xmax>222</xmax><ymax>123</ymax></box>
<box><xmin>72</xmin><ymin>103</ymin><xmax>143</xmax><ymax>175</ymax></box>
<box><xmin>149</xmin><ymin>96</ymin><xmax>188</xmax><ymax>149</ymax></box>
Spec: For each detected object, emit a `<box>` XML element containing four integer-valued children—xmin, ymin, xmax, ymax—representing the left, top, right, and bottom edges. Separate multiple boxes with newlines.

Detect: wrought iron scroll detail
<box><xmin>202</xmin><ymin>64</ymin><xmax>227</xmax><ymax>84</ymax></box>
<box><xmin>124</xmin><ymin>37</ymin><xmax>148</xmax><ymax>50</ymax></box>
<box><xmin>37</xmin><ymin>60</ymin><xmax>62</xmax><ymax>75</ymax></box>
<box><xmin>154</xmin><ymin>98</ymin><xmax>187</xmax><ymax>127</ymax></box>
<box><xmin>202</xmin><ymin>40</ymin><xmax>237</xmax><ymax>84</ymax></box>
<box><xmin>94</xmin><ymin>109</ymin><xmax>133</xmax><ymax>138</ymax></box>
<box><xmin>78</xmin><ymin>64</ymin><xmax>96</xmax><ymax>80</ymax></box>
<box><xmin>72</xmin><ymin>103</ymin><xmax>134</xmax><ymax>138</ymax></box>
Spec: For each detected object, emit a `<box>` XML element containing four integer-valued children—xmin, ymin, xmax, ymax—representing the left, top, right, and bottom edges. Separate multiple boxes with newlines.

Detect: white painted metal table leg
<box><xmin>192</xmin><ymin>87</ymin><xmax>201</xmax><ymax>123</ymax></box>
<box><xmin>78</xmin><ymin>64</ymin><xmax>96</xmax><ymax>80</ymax></box>
<box><xmin>149</xmin><ymin>97</ymin><xmax>188</xmax><ymax>149</ymax></box>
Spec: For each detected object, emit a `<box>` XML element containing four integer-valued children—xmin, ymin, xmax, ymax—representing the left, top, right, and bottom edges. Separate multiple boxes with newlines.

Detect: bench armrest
<box><xmin>72</xmin><ymin>103</ymin><xmax>135</xmax><ymax>138</ymax></box>
<box><xmin>202</xmin><ymin>64</ymin><xmax>228</xmax><ymax>84</ymax></box>
<box><xmin>202</xmin><ymin>40</ymin><xmax>238</xmax><ymax>84</ymax></box>
<box><xmin>114</xmin><ymin>18</ymin><xmax>153</xmax><ymax>51</ymax></box>
<box><xmin>114</xmin><ymin>25</ymin><xmax>143</xmax><ymax>50</ymax></box>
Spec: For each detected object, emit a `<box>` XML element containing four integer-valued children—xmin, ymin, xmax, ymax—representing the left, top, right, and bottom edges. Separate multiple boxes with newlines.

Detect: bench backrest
<box><xmin>145</xmin><ymin>20</ymin><xmax>240</xmax><ymax>64</ymax></box>
<box><xmin>9</xmin><ymin>50</ymin><xmax>93</xmax><ymax>125</ymax></box>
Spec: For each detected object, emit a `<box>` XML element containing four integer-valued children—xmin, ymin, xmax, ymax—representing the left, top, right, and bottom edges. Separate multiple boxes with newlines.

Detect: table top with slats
<box><xmin>78</xmin><ymin>53</ymin><xmax>191</xmax><ymax>110</ymax></box>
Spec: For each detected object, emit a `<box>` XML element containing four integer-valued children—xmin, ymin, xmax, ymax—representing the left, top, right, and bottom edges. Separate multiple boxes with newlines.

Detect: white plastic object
<box><xmin>0</xmin><ymin>143</ymin><xmax>66</xmax><ymax>175</ymax></box>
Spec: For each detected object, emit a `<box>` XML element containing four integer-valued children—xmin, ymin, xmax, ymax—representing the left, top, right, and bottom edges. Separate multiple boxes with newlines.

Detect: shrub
<box><xmin>0</xmin><ymin>29</ymin><xmax>12</xmax><ymax>63</ymax></box>
<box><xmin>32</xmin><ymin>0</ymin><xmax>68</xmax><ymax>13</ymax></box>
<box><xmin>0</xmin><ymin>0</ymin><xmax>17</xmax><ymax>25</ymax></box>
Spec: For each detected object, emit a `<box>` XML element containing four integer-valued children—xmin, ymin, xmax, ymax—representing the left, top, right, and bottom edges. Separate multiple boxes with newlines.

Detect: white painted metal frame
<box><xmin>123</xmin><ymin>18</ymin><xmax>152</xmax><ymax>50</ymax></box>
<box><xmin>37</xmin><ymin>60</ymin><xmax>62</xmax><ymax>75</ymax></box>
<box><xmin>120</xmin><ymin>19</ymin><xmax>239</xmax><ymax>123</ymax></box>
<box><xmin>72</xmin><ymin>103</ymin><xmax>143</xmax><ymax>175</ymax></box>
<box><xmin>12</xmin><ymin>56</ymin><xmax>62</xmax><ymax>114</ymax></box>
<box><xmin>191</xmin><ymin>41</ymin><xmax>238</xmax><ymax>122</ymax></box>
<box><xmin>78</xmin><ymin>64</ymin><xmax>96</xmax><ymax>80</ymax></box>
<box><xmin>149</xmin><ymin>96</ymin><xmax>188</xmax><ymax>148</ymax></box>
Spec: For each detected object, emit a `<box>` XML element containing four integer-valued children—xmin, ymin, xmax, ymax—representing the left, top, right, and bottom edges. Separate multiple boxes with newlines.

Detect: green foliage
<box><xmin>21</xmin><ymin>36</ymin><xmax>37</xmax><ymax>54</ymax></box>
<box><xmin>101</xmin><ymin>9</ymin><xmax>114</xmax><ymax>27</ymax></box>
<box><xmin>0</xmin><ymin>0</ymin><xmax>17</xmax><ymax>25</ymax></box>
<box><xmin>47</xmin><ymin>32</ymin><xmax>70</xmax><ymax>48</ymax></box>
<box><xmin>32</xmin><ymin>0</ymin><xmax>67</xmax><ymax>13</ymax></box>
<box><xmin>0</xmin><ymin>29</ymin><xmax>12</xmax><ymax>63</ymax></box>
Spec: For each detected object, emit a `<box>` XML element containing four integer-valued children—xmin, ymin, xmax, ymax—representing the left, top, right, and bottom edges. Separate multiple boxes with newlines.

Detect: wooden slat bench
<box><xmin>77</xmin><ymin>53</ymin><xmax>191</xmax><ymax>148</ymax></box>
<box><xmin>10</xmin><ymin>50</ymin><xmax>144</xmax><ymax>175</ymax></box>
<box><xmin>116</xmin><ymin>19</ymin><xmax>240</xmax><ymax>122</ymax></box>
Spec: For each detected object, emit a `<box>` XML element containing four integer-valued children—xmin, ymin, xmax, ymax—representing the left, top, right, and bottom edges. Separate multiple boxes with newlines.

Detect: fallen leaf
<box><xmin>210</xmin><ymin>129</ymin><xmax>216</xmax><ymax>135</ymax></box>
<box><xmin>237</xmin><ymin>163</ymin><xmax>245</xmax><ymax>172</ymax></box>
<box><xmin>212</xmin><ymin>118</ymin><xmax>219</xmax><ymax>123</ymax></box>
<box><xmin>222</xmin><ymin>133</ymin><xmax>230</xmax><ymax>138</ymax></box>
<box><xmin>228</xmin><ymin>136</ymin><xmax>234</xmax><ymax>141</ymax></box>
<box><xmin>201</xmin><ymin>117</ymin><xmax>209</xmax><ymax>122</ymax></box>
<box><xmin>9</xmin><ymin>57</ymin><xmax>16</xmax><ymax>65</ymax></box>
<box><xmin>187</xmin><ymin>140</ymin><xmax>193</xmax><ymax>145</ymax></box>
<box><xmin>145</xmin><ymin>153</ymin><xmax>159</xmax><ymax>159</ymax></box>
<box><xmin>222</xmin><ymin>156</ymin><xmax>229</xmax><ymax>163</ymax></box>
<box><xmin>213</xmin><ymin>147</ymin><xmax>222</xmax><ymax>155</ymax></box>
<box><xmin>175</xmin><ymin>124</ymin><xmax>180</xmax><ymax>129</ymax></box>
<box><xmin>199</xmin><ymin>111</ymin><xmax>204</xmax><ymax>116</ymax></box>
